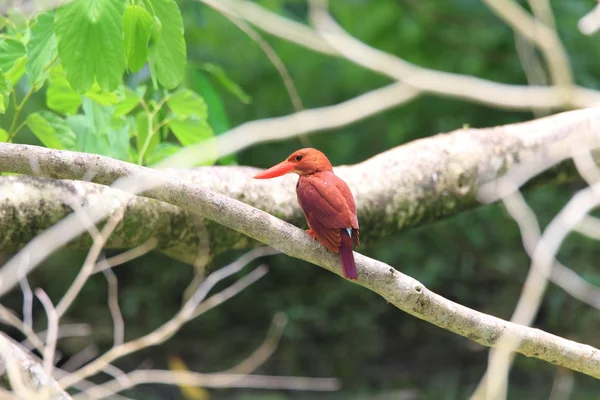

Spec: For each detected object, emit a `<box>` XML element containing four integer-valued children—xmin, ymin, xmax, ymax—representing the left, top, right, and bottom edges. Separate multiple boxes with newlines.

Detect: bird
<box><xmin>253</xmin><ymin>148</ymin><xmax>360</xmax><ymax>280</ymax></box>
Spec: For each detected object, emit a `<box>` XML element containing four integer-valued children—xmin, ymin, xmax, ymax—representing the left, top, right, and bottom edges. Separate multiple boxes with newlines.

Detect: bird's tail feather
<box><xmin>340</xmin><ymin>229</ymin><xmax>357</xmax><ymax>280</ymax></box>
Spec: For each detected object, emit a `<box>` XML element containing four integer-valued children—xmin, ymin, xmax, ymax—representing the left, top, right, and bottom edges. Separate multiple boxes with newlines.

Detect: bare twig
<box><xmin>56</xmin><ymin>205</ymin><xmax>127</xmax><ymax>318</ymax></box>
<box><xmin>482</xmin><ymin>0</ymin><xmax>573</xmax><ymax>103</ymax></box>
<box><xmin>35</xmin><ymin>289</ymin><xmax>58</xmax><ymax>379</ymax></box>
<box><xmin>59</xmin><ymin>249</ymin><xmax>275</xmax><ymax>389</ymax></box>
<box><xmin>548</xmin><ymin>367</ymin><xmax>574</xmax><ymax>400</ymax></box>
<box><xmin>224</xmin><ymin>312</ymin><xmax>288</xmax><ymax>374</ymax></box>
<box><xmin>204</xmin><ymin>0</ymin><xmax>600</xmax><ymax>109</ymax></box>
<box><xmin>92</xmin><ymin>238</ymin><xmax>158</xmax><ymax>274</ymax></box>
<box><xmin>76</xmin><ymin>370</ymin><xmax>340</xmax><ymax>400</ymax></box>
<box><xmin>474</xmin><ymin>149</ymin><xmax>600</xmax><ymax>398</ymax></box>
<box><xmin>102</xmin><ymin>268</ymin><xmax>124</xmax><ymax>347</ymax></box>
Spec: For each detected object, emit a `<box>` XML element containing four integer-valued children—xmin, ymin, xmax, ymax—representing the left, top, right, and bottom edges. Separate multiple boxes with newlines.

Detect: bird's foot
<box><xmin>306</xmin><ymin>229</ymin><xmax>318</xmax><ymax>240</ymax></box>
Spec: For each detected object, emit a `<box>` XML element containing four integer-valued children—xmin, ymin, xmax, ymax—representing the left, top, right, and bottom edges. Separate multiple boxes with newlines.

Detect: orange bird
<box><xmin>254</xmin><ymin>148</ymin><xmax>360</xmax><ymax>280</ymax></box>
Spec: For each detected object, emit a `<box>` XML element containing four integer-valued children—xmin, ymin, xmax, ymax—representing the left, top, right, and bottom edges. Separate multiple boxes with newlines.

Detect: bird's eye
<box><xmin>295</xmin><ymin>154</ymin><xmax>303</xmax><ymax>161</ymax></box>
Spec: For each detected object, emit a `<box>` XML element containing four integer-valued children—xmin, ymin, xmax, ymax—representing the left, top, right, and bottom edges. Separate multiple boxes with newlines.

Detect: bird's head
<box><xmin>253</xmin><ymin>148</ymin><xmax>333</xmax><ymax>179</ymax></box>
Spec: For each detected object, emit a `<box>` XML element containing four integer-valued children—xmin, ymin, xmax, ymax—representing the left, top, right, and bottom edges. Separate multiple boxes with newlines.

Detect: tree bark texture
<box><xmin>0</xmin><ymin>107</ymin><xmax>597</xmax><ymax>262</ymax></box>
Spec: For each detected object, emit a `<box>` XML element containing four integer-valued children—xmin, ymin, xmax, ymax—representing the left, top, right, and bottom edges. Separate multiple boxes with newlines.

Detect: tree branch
<box><xmin>0</xmin><ymin>332</ymin><xmax>72</xmax><ymax>399</ymax></box>
<box><xmin>202</xmin><ymin>0</ymin><xmax>600</xmax><ymax>110</ymax></box>
<box><xmin>0</xmin><ymin>109</ymin><xmax>600</xmax><ymax>378</ymax></box>
<box><xmin>1</xmin><ymin>107</ymin><xmax>599</xmax><ymax>261</ymax></box>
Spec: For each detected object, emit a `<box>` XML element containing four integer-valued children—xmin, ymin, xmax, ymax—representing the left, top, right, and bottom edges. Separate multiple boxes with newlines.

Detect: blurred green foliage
<box><xmin>2</xmin><ymin>0</ymin><xmax>600</xmax><ymax>399</ymax></box>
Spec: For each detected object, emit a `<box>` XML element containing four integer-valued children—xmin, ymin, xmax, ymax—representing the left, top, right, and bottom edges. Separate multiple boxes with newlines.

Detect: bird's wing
<box><xmin>296</xmin><ymin>172</ymin><xmax>358</xmax><ymax>252</ymax></box>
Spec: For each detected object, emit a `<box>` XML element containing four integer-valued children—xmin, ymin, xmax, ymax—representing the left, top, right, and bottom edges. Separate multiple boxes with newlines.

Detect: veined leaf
<box><xmin>0</xmin><ymin>38</ymin><xmax>25</xmax><ymax>77</ymax></box>
<box><xmin>85</xmin><ymin>82</ymin><xmax>122</xmax><ymax>105</ymax></box>
<box><xmin>123</xmin><ymin>5</ymin><xmax>153</xmax><ymax>72</ymax></box>
<box><xmin>39</xmin><ymin>111</ymin><xmax>78</xmax><ymax>150</ymax></box>
<box><xmin>147</xmin><ymin>0</ymin><xmax>185</xmax><ymax>89</ymax></box>
<box><xmin>147</xmin><ymin>142</ymin><xmax>181</xmax><ymax>165</ymax></box>
<box><xmin>47</xmin><ymin>83</ymin><xmax>82</xmax><ymax>115</ymax></box>
<box><xmin>46</xmin><ymin>65</ymin><xmax>82</xmax><ymax>115</ymax></box>
<box><xmin>68</xmin><ymin>114</ymin><xmax>110</xmax><ymax>155</ymax></box>
<box><xmin>6</xmin><ymin>56</ymin><xmax>27</xmax><ymax>86</ymax></box>
<box><xmin>107</xmin><ymin>122</ymin><xmax>130</xmax><ymax>161</ymax></box>
<box><xmin>114</xmin><ymin>86</ymin><xmax>140</xmax><ymax>117</ymax></box>
<box><xmin>26</xmin><ymin>12</ymin><xmax>57</xmax><ymax>87</ymax></box>
<box><xmin>0</xmin><ymin>128</ymin><xmax>8</xmax><ymax>142</ymax></box>
<box><xmin>55</xmin><ymin>0</ymin><xmax>126</xmax><ymax>92</ymax></box>
<box><xmin>168</xmin><ymin>116</ymin><xmax>214</xmax><ymax>147</ymax></box>
<box><xmin>167</xmin><ymin>89</ymin><xmax>207</xmax><ymax>119</ymax></box>
<box><xmin>27</xmin><ymin>111</ymin><xmax>77</xmax><ymax>150</ymax></box>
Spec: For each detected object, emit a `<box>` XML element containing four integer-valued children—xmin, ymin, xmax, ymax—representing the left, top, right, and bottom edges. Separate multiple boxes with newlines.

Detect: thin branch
<box><xmin>205</xmin><ymin>0</ymin><xmax>599</xmax><ymax>110</ymax></box>
<box><xmin>76</xmin><ymin>370</ymin><xmax>340</xmax><ymax>400</ymax></box>
<box><xmin>102</xmin><ymin>268</ymin><xmax>124</xmax><ymax>347</ymax></box>
<box><xmin>55</xmin><ymin>204</ymin><xmax>127</xmax><ymax>317</ymax></box>
<box><xmin>473</xmin><ymin>149</ymin><xmax>600</xmax><ymax>398</ymax></box>
<box><xmin>92</xmin><ymin>238</ymin><xmax>158</xmax><ymax>274</ymax></box>
<box><xmin>59</xmin><ymin>249</ymin><xmax>274</xmax><ymax>389</ymax></box>
<box><xmin>481</xmin><ymin>0</ymin><xmax>573</xmax><ymax>99</ymax></box>
<box><xmin>34</xmin><ymin>289</ymin><xmax>58</xmax><ymax>380</ymax></box>
<box><xmin>0</xmin><ymin>304</ymin><xmax>46</xmax><ymax>355</ymax></box>
<box><xmin>224</xmin><ymin>312</ymin><xmax>288</xmax><ymax>375</ymax></box>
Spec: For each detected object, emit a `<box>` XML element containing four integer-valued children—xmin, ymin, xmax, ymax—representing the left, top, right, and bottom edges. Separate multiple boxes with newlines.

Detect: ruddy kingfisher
<box><xmin>253</xmin><ymin>148</ymin><xmax>360</xmax><ymax>280</ymax></box>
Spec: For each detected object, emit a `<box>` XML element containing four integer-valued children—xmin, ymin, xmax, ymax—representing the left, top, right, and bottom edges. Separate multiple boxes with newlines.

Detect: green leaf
<box><xmin>107</xmin><ymin>123</ymin><xmax>130</xmax><ymax>161</ymax></box>
<box><xmin>27</xmin><ymin>112</ymin><xmax>66</xmax><ymax>149</ymax></box>
<box><xmin>114</xmin><ymin>87</ymin><xmax>139</xmax><ymax>117</ymax></box>
<box><xmin>0</xmin><ymin>38</ymin><xmax>25</xmax><ymax>76</ymax></box>
<box><xmin>167</xmin><ymin>89</ymin><xmax>207</xmax><ymax>119</ymax></box>
<box><xmin>188</xmin><ymin>69</ymin><xmax>236</xmax><ymax>164</ymax></box>
<box><xmin>201</xmin><ymin>63</ymin><xmax>251</xmax><ymax>104</ymax></box>
<box><xmin>168</xmin><ymin>117</ymin><xmax>214</xmax><ymax>147</ymax></box>
<box><xmin>150</xmin><ymin>15</ymin><xmax>162</xmax><ymax>43</ymax></box>
<box><xmin>85</xmin><ymin>82</ymin><xmax>122</xmax><ymax>105</ymax></box>
<box><xmin>40</xmin><ymin>111</ymin><xmax>78</xmax><ymax>150</ymax></box>
<box><xmin>68</xmin><ymin>114</ymin><xmax>111</xmax><ymax>155</ymax></box>
<box><xmin>123</xmin><ymin>5</ymin><xmax>153</xmax><ymax>73</ymax></box>
<box><xmin>135</xmin><ymin>85</ymin><xmax>147</xmax><ymax>98</ymax></box>
<box><xmin>55</xmin><ymin>0</ymin><xmax>126</xmax><ymax>92</ymax></box>
<box><xmin>168</xmin><ymin>116</ymin><xmax>216</xmax><ymax>165</ymax></box>
<box><xmin>135</xmin><ymin>111</ymin><xmax>159</xmax><ymax>161</ymax></box>
<box><xmin>0</xmin><ymin>128</ymin><xmax>8</xmax><ymax>142</ymax></box>
<box><xmin>26</xmin><ymin>12</ymin><xmax>57</xmax><ymax>87</ymax></box>
<box><xmin>0</xmin><ymin>70</ymin><xmax>9</xmax><ymax>114</ymax></box>
<box><xmin>6</xmin><ymin>56</ymin><xmax>27</xmax><ymax>86</ymax></box>
<box><xmin>47</xmin><ymin>81</ymin><xmax>82</xmax><ymax>115</ymax></box>
<box><xmin>147</xmin><ymin>142</ymin><xmax>180</xmax><ymax>164</ymax></box>
<box><xmin>147</xmin><ymin>0</ymin><xmax>186</xmax><ymax>89</ymax></box>
<box><xmin>46</xmin><ymin>65</ymin><xmax>82</xmax><ymax>114</ymax></box>
<box><xmin>82</xmin><ymin>97</ymin><xmax>113</xmax><ymax>135</ymax></box>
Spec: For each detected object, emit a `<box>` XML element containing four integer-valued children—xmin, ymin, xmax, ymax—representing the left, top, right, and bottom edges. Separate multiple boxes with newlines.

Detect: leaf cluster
<box><xmin>0</xmin><ymin>0</ymin><xmax>248</xmax><ymax>165</ymax></box>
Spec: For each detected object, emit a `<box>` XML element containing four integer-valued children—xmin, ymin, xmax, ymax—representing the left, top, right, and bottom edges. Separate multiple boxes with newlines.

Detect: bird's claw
<box><xmin>306</xmin><ymin>229</ymin><xmax>318</xmax><ymax>240</ymax></box>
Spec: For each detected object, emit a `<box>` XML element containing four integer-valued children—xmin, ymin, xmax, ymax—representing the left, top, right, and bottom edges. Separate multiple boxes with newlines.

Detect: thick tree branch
<box><xmin>1</xmin><ymin>107</ymin><xmax>599</xmax><ymax>261</ymax></box>
<box><xmin>0</xmin><ymin>109</ymin><xmax>600</xmax><ymax>379</ymax></box>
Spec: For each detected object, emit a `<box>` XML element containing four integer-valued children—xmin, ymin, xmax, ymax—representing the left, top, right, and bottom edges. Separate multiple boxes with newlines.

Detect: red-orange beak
<box><xmin>253</xmin><ymin>161</ymin><xmax>295</xmax><ymax>179</ymax></box>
